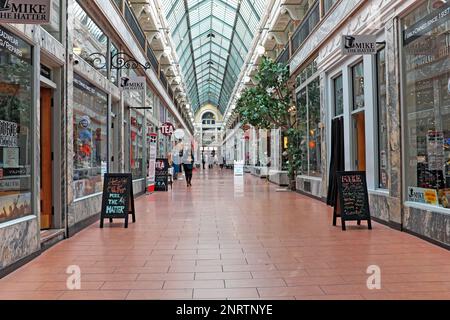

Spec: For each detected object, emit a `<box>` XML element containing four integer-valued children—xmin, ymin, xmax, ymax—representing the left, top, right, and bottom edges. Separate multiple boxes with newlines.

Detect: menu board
<box><xmin>155</xmin><ymin>158</ymin><xmax>169</xmax><ymax>192</ymax></box>
<box><xmin>100</xmin><ymin>173</ymin><xmax>136</xmax><ymax>228</ymax></box>
<box><xmin>336</xmin><ymin>171</ymin><xmax>372</xmax><ymax>231</ymax></box>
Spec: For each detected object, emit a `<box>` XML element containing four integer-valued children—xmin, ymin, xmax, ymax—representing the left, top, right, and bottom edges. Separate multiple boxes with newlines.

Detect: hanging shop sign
<box><xmin>160</xmin><ymin>122</ymin><xmax>175</xmax><ymax>137</ymax></box>
<box><xmin>120</xmin><ymin>76</ymin><xmax>146</xmax><ymax>92</ymax></box>
<box><xmin>0</xmin><ymin>0</ymin><xmax>51</xmax><ymax>24</ymax></box>
<box><xmin>155</xmin><ymin>158</ymin><xmax>169</xmax><ymax>192</ymax></box>
<box><xmin>334</xmin><ymin>171</ymin><xmax>372</xmax><ymax>231</ymax></box>
<box><xmin>341</xmin><ymin>35</ymin><xmax>377</xmax><ymax>55</ymax></box>
<box><xmin>407</xmin><ymin>186</ymin><xmax>439</xmax><ymax>206</ymax></box>
<box><xmin>100</xmin><ymin>173</ymin><xmax>136</xmax><ymax>228</ymax></box>
<box><xmin>0</xmin><ymin>120</ymin><xmax>18</xmax><ymax>147</ymax></box>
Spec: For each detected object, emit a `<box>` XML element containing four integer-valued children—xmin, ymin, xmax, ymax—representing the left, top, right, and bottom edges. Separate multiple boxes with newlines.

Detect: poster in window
<box><xmin>427</xmin><ymin>131</ymin><xmax>445</xmax><ymax>171</ymax></box>
<box><xmin>3</xmin><ymin>147</ymin><xmax>19</xmax><ymax>168</ymax></box>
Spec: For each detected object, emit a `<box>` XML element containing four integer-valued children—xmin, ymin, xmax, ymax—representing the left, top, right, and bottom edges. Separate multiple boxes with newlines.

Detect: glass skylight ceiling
<box><xmin>162</xmin><ymin>0</ymin><xmax>267</xmax><ymax>113</ymax></box>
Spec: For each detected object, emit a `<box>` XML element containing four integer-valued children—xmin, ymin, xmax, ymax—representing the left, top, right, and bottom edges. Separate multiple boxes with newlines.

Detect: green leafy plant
<box><xmin>236</xmin><ymin>57</ymin><xmax>301</xmax><ymax>189</ymax></box>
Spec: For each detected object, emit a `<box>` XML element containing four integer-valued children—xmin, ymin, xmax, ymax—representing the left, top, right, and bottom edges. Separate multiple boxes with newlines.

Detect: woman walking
<box><xmin>182</xmin><ymin>147</ymin><xmax>195</xmax><ymax>187</ymax></box>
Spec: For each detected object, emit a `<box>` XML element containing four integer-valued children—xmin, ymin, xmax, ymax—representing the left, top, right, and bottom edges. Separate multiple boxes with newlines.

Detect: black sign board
<box><xmin>155</xmin><ymin>158</ymin><xmax>169</xmax><ymax>192</ymax></box>
<box><xmin>100</xmin><ymin>173</ymin><xmax>136</xmax><ymax>228</ymax></box>
<box><xmin>334</xmin><ymin>171</ymin><xmax>372</xmax><ymax>231</ymax></box>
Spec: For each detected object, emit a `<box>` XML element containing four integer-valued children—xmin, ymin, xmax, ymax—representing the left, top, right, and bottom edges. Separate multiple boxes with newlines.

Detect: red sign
<box><xmin>160</xmin><ymin>122</ymin><xmax>175</xmax><ymax>136</ymax></box>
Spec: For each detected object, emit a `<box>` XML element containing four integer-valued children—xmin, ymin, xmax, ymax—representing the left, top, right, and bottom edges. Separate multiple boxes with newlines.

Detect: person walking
<box><xmin>182</xmin><ymin>147</ymin><xmax>195</xmax><ymax>187</ymax></box>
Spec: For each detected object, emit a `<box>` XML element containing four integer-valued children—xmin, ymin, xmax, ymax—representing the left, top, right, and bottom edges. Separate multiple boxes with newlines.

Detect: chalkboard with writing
<box><xmin>100</xmin><ymin>173</ymin><xmax>136</xmax><ymax>228</ymax></box>
<box><xmin>155</xmin><ymin>158</ymin><xmax>169</xmax><ymax>192</ymax></box>
<box><xmin>335</xmin><ymin>171</ymin><xmax>372</xmax><ymax>231</ymax></box>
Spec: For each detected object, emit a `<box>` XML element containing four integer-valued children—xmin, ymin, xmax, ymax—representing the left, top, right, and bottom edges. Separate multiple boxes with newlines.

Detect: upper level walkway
<box><xmin>1</xmin><ymin>169</ymin><xmax>450</xmax><ymax>300</ymax></box>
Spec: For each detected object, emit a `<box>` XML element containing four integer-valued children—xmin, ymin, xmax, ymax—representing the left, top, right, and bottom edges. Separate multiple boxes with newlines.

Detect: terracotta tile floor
<box><xmin>1</xmin><ymin>169</ymin><xmax>450</xmax><ymax>300</ymax></box>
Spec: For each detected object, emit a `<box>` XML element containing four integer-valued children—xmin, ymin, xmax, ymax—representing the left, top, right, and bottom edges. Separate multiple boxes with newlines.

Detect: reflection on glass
<box><xmin>377</xmin><ymin>48</ymin><xmax>388</xmax><ymax>189</ymax></box>
<box><xmin>402</xmin><ymin>3</ymin><xmax>450</xmax><ymax>209</ymax></box>
<box><xmin>130</xmin><ymin>110</ymin><xmax>144</xmax><ymax>179</ymax></box>
<box><xmin>0</xmin><ymin>27</ymin><xmax>33</xmax><ymax>223</ymax></box>
<box><xmin>352</xmin><ymin>62</ymin><xmax>365</xmax><ymax>110</ymax></box>
<box><xmin>334</xmin><ymin>75</ymin><xmax>344</xmax><ymax>116</ymax></box>
<box><xmin>73</xmin><ymin>74</ymin><xmax>108</xmax><ymax>199</ymax></box>
<box><xmin>74</xmin><ymin>1</ymin><xmax>108</xmax><ymax>77</ymax></box>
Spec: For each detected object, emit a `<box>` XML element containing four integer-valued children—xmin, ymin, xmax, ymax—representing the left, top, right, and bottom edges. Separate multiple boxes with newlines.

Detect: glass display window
<box><xmin>402</xmin><ymin>2</ymin><xmax>450</xmax><ymax>209</ymax></box>
<box><xmin>130</xmin><ymin>110</ymin><xmax>144</xmax><ymax>179</ymax></box>
<box><xmin>72</xmin><ymin>74</ymin><xmax>108</xmax><ymax>199</ymax></box>
<box><xmin>0</xmin><ymin>27</ymin><xmax>33</xmax><ymax>223</ymax></box>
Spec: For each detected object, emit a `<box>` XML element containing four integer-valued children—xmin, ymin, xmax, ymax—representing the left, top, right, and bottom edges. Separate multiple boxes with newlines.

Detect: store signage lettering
<box><xmin>408</xmin><ymin>186</ymin><xmax>439</xmax><ymax>206</ymax></box>
<box><xmin>341</xmin><ymin>35</ymin><xmax>377</xmax><ymax>55</ymax></box>
<box><xmin>155</xmin><ymin>158</ymin><xmax>169</xmax><ymax>192</ymax></box>
<box><xmin>0</xmin><ymin>120</ymin><xmax>18</xmax><ymax>147</ymax></box>
<box><xmin>404</xmin><ymin>3</ymin><xmax>450</xmax><ymax>45</ymax></box>
<box><xmin>0</xmin><ymin>27</ymin><xmax>25</xmax><ymax>58</ymax></box>
<box><xmin>0</xmin><ymin>179</ymin><xmax>20</xmax><ymax>191</ymax></box>
<box><xmin>120</xmin><ymin>76</ymin><xmax>145</xmax><ymax>92</ymax></box>
<box><xmin>160</xmin><ymin>122</ymin><xmax>175</xmax><ymax>136</ymax></box>
<box><xmin>0</xmin><ymin>0</ymin><xmax>51</xmax><ymax>24</ymax></box>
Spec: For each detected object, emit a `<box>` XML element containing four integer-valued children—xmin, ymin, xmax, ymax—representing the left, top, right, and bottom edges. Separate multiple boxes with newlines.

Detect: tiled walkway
<box><xmin>1</xmin><ymin>169</ymin><xmax>450</xmax><ymax>300</ymax></box>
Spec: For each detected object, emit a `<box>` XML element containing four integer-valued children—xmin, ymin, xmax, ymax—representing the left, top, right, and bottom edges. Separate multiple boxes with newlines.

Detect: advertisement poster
<box><xmin>427</xmin><ymin>131</ymin><xmax>445</xmax><ymax>171</ymax></box>
<box><xmin>3</xmin><ymin>147</ymin><xmax>19</xmax><ymax>168</ymax></box>
<box><xmin>408</xmin><ymin>186</ymin><xmax>439</xmax><ymax>206</ymax></box>
<box><xmin>0</xmin><ymin>119</ymin><xmax>18</xmax><ymax>147</ymax></box>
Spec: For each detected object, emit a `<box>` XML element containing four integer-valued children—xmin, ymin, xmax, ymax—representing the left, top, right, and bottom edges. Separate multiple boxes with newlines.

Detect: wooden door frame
<box><xmin>40</xmin><ymin>87</ymin><xmax>53</xmax><ymax>230</ymax></box>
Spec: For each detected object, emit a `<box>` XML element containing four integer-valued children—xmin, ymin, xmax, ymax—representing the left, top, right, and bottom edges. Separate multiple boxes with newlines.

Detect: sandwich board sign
<box><xmin>333</xmin><ymin>171</ymin><xmax>372</xmax><ymax>231</ymax></box>
<box><xmin>100</xmin><ymin>173</ymin><xmax>136</xmax><ymax>228</ymax></box>
<box><xmin>0</xmin><ymin>0</ymin><xmax>51</xmax><ymax>24</ymax></box>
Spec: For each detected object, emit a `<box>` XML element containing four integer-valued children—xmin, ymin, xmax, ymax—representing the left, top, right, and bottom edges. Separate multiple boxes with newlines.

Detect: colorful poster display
<box><xmin>407</xmin><ymin>186</ymin><xmax>439</xmax><ymax>206</ymax></box>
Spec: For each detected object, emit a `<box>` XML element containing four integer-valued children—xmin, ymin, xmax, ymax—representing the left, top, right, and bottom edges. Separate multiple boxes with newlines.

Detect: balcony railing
<box><xmin>275</xmin><ymin>0</ymin><xmax>320</xmax><ymax>66</ymax></box>
<box><xmin>114</xmin><ymin>1</ymin><xmax>179</xmax><ymax>106</ymax></box>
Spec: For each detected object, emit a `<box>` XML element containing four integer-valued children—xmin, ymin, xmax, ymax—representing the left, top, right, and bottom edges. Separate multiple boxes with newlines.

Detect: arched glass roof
<box><xmin>162</xmin><ymin>0</ymin><xmax>267</xmax><ymax>114</ymax></box>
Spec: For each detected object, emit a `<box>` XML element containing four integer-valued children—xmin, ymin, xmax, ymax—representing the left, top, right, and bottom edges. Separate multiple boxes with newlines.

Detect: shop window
<box><xmin>376</xmin><ymin>47</ymin><xmax>389</xmax><ymax>189</ymax></box>
<box><xmin>146</xmin><ymin>86</ymin><xmax>154</xmax><ymax>115</ymax></box>
<box><xmin>402</xmin><ymin>2</ymin><xmax>450</xmax><ymax>209</ymax></box>
<box><xmin>0</xmin><ymin>27</ymin><xmax>33</xmax><ymax>223</ymax></box>
<box><xmin>73</xmin><ymin>74</ymin><xmax>108</xmax><ymax>199</ymax></box>
<box><xmin>352</xmin><ymin>61</ymin><xmax>365</xmax><ymax>110</ymax></box>
<box><xmin>333</xmin><ymin>75</ymin><xmax>344</xmax><ymax>117</ymax></box>
<box><xmin>130</xmin><ymin>110</ymin><xmax>144</xmax><ymax>179</ymax></box>
<box><xmin>73</xmin><ymin>1</ymin><xmax>108</xmax><ymax>77</ymax></box>
<box><xmin>296</xmin><ymin>68</ymin><xmax>322</xmax><ymax>177</ymax></box>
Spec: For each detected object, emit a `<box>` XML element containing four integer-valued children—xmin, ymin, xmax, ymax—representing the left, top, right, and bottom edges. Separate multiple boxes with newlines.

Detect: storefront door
<box><xmin>40</xmin><ymin>87</ymin><xmax>53</xmax><ymax>230</ymax></box>
<box><xmin>352</xmin><ymin>111</ymin><xmax>366</xmax><ymax>171</ymax></box>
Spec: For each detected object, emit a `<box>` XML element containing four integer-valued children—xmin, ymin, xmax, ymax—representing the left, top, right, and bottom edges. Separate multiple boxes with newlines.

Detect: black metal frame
<box><xmin>89</xmin><ymin>52</ymin><xmax>152</xmax><ymax>71</ymax></box>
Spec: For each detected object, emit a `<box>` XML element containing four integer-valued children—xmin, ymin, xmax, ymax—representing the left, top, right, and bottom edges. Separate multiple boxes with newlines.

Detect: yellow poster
<box><xmin>424</xmin><ymin>189</ymin><xmax>439</xmax><ymax>206</ymax></box>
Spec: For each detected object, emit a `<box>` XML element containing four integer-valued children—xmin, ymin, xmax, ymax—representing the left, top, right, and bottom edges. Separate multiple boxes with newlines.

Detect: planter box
<box><xmin>268</xmin><ymin>170</ymin><xmax>289</xmax><ymax>186</ymax></box>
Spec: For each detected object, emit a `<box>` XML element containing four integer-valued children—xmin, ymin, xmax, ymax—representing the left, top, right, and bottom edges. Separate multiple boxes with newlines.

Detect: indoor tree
<box><xmin>236</xmin><ymin>57</ymin><xmax>303</xmax><ymax>189</ymax></box>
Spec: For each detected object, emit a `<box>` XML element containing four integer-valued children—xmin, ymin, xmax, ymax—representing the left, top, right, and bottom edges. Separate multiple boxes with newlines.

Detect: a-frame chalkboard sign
<box><xmin>334</xmin><ymin>171</ymin><xmax>372</xmax><ymax>231</ymax></box>
<box><xmin>100</xmin><ymin>173</ymin><xmax>136</xmax><ymax>228</ymax></box>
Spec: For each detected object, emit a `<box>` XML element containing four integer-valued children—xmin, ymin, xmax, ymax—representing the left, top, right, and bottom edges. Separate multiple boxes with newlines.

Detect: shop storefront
<box><xmin>0</xmin><ymin>27</ymin><xmax>34</xmax><ymax>225</ymax></box>
<box><xmin>400</xmin><ymin>1</ymin><xmax>450</xmax><ymax>243</ymax></box>
<box><xmin>295</xmin><ymin>58</ymin><xmax>323</xmax><ymax>197</ymax></box>
<box><xmin>73</xmin><ymin>74</ymin><xmax>108</xmax><ymax>199</ymax></box>
<box><xmin>402</xmin><ymin>2</ymin><xmax>450</xmax><ymax>210</ymax></box>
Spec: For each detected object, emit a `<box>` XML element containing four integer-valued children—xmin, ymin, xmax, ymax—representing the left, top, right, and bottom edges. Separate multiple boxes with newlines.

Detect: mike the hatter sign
<box><xmin>0</xmin><ymin>0</ymin><xmax>51</xmax><ymax>24</ymax></box>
